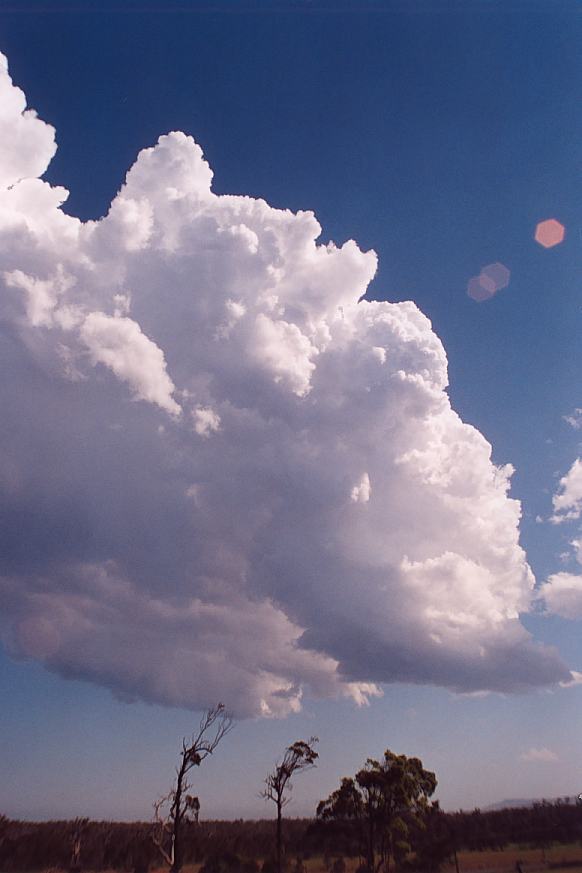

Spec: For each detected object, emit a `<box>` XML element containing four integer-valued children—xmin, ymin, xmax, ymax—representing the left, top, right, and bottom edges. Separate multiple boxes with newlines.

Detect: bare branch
<box><xmin>151</xmin><ymin>795</ymin><xmax>174</xmax><ymax>866</ymax></box>
<box><xmin>151</xmin><ymin>704</ymin><xmax>234</xmax><ymax>873</ymax></box>
<box><xmin>150</xmin><ymin>830</ymin><xmax>173</xmax><ymax>867</ymax></box>
<box><xmin>184</xmin><ymin>703</ymin><xmax>233</xmax><ymax>769</ymax></box>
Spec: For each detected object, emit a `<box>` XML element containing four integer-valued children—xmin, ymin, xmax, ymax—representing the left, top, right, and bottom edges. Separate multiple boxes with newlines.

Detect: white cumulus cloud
<box><xmin>80</xmin><ymin>312</ymin><xmax>181</xmax><ymax>416</ymax></box>
<box><xmin>540</xmin><ymin>460</ymin><xmax>582</xmax><ymax>617</ymax></box>
<box><xmin>0</xmin><ymin>52</ymin><xmax>573</xmax><ymax>718</ymax></box>
<box><xmin>538</xmin><ymin>573</ymin><xmax>582</xmax><ymax>620</ymax></box>
<box><xmin>193</xmin><ymin>406</ymin><xmax>221</xmax><ymax>437</ymax></box>
<box><xmin>0</xmin><ymin>53</ymin><xmax>56</xmax><ymax>189</ymax></box>
<box><xmin>350</xmin><ymin>473</ymin><xmax>371</xmax><ymax>504</ymax></box>
<box><xmin>550</xmin><ymin>458</ymin><xmax>582</xmax><ymax>523</ymax></box>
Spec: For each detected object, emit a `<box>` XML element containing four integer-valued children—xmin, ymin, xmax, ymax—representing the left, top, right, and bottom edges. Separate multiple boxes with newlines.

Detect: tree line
<box><xmin>1</xmin><ymin>705</ymin><xmax>581</xmax><ymax>873</ymax></box>
<box><xmin>2</xmin><ymin>799</ymin><xmax>582</xmax><ymax>873</ymax></box>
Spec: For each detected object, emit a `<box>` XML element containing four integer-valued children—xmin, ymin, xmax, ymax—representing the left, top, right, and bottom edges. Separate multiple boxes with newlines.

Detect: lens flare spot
<box><xmin>482</xmin><ymin>262</ymin><xmax>510</xmax><ymax>291</ymax></box>
<box><xmin>467</xmin><ymin>261</ymin><xmax>511</xmax><ymax>303</ymax></box>
<box><xmin>467</xmin><ymin>275</ymin><xmax>494</xmax><ymax>302</ymax></box>
<box><xmin>535</xmin><ymin>219</ymin><xmax>565</xmax><ymax>248</ymax></box>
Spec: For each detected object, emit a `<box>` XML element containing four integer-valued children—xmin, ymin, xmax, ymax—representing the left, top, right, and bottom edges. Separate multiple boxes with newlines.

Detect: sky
<box><xmin>1</xmin><ymin>0</ymin><xmax>582</xmax><ymax>822</ymax></box>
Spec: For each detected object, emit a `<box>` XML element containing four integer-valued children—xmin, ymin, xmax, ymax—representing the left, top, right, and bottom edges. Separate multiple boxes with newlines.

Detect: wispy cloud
<box><xmin>563</xmin><ymin>408</ymin><xmax>582</xmax><ymax>430</ymax></box>
<box><xmin>520</xmin><ymin>748</ymin><xmax>559</xmax><ymax>763</ymax></box>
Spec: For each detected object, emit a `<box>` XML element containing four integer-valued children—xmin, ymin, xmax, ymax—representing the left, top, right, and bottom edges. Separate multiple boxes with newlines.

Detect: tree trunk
<box><xmin>171</xmin><ymin>755</ymin><xmax>188</xmax><ymax>873</ymax></box>
<box><xmin>276</xmin><ymin>799</ymin><xmax>283</xmax><ymax>873</ymax></box>
<box><xmin>367</xmin><ymin>807</ymin><xmax>375</xmax><ymax>873</ymax></box>
<box><xmin>170</xmin><ymin>822</ymin><xmax>180</xmax><ymax>873</ymax></box>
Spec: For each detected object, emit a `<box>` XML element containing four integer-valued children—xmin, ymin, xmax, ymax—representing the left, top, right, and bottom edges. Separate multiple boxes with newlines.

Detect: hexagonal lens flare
<box><xmin>482</xmin><ymin>262</ymin><xmax>510</xmax><ymax>291</ymax></box>
<box><xmin>535</xmin><ymin>218</ymin><xmax>565</xmax><ymax>248</ymax></box>
<box><xmin>467</xmin><ymin>261</ymin><xmax>511</xmax><ymax>302</ymax></box>
<box><xmin>467</xmin><ymin>275</ymin><xmax>495</xmax><ymax>302</ymax></box>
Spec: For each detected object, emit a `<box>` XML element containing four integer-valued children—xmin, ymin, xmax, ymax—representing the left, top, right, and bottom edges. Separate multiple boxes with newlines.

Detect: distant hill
<box><xmin>484</xmin><ymin>796</ymin><xmax>579</xmax><ymax>811</ymax></box>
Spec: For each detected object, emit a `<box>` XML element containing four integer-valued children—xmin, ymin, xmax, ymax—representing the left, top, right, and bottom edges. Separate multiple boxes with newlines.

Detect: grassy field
<box><xmin>442</xmin><ymin>844</ymin><xmax>582</xmax><ymax>873</ymax></box>
<box><xmin>143</xmin><ymin>847</ymin><xmax>582</xmax><ymax>873</ymax></box>
<box><xmin>36</xmin><ymin>847</ymin><xmax>582</xmax><ymax>873</ymax></box>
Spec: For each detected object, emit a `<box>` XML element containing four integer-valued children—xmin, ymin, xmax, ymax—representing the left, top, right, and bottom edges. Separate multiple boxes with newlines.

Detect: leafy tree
<box><xmin>262</xmin><ymin>738</ymin><xmax>319</xmax><ymax>873</ymax></box>
<box><xmin>411</xmin><ymin>801</ymin><xmax>456</xmax><ymax>873</ymax></box>
<box><xmin>317</xmin><ymin>750</ymin><xmax>437</xmax><ymax>873</ymax></box>
<box><xmin>152</xmin><ymin>704</ymin><xmax>233</xmax><ymax>873</ymax></box>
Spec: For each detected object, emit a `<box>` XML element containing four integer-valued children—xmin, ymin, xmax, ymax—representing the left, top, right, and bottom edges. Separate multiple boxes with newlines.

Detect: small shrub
<box><xmin>201</xmin><ymin>851</ymin><xmax>259</xmax><ymax>873</ymax></box>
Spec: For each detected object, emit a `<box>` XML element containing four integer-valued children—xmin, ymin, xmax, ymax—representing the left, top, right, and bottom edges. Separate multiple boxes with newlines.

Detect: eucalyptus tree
<box><xmin>152</xmin><ymin>704</ymin><xmax>233</xmax><ymax>873</ymax></box>
<box><xmin>262</xmin><ymin>738</ymin><xmax>319</xmax><ymax>873</ymax></box>
<box><xmin>317</xmin><ymin>750</ymin><xmax>437</xmax><ymax>873</ymax></box>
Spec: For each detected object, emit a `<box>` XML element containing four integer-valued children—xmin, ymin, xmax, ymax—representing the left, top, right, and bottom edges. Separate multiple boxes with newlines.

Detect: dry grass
<box><xmin>442</xmin><ymin>845</ymin><xmax>582</xmax><ymax>873</ymax></box>
<box><xmin>43</xmin><ymin>848</ymin><xmax>582</xmax><ymax>873</ymax></box>
<box><xmin>151</xmin><ymin>852</ymin><xmax>582</xmax><ymax>873</ymax></box>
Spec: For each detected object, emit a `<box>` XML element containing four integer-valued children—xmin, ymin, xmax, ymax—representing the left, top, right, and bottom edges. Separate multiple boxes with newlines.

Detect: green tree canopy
<box><xmin>317</xmin><ymin>750</ymin><xmax>437</xmax><ymax>873</ymax></box>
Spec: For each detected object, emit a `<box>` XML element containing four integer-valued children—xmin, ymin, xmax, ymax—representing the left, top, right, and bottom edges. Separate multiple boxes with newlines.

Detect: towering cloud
<box><xmin>0</xmin><ymin>53</ymin><xmax>571</xmax><ymax>717</ymax></box>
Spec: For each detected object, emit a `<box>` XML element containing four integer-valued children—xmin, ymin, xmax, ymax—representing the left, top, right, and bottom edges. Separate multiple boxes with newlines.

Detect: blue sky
<box><xmin>1</xmin><ymin>0</ymin><xmax>582</xmax><ymax>821</ymax></box>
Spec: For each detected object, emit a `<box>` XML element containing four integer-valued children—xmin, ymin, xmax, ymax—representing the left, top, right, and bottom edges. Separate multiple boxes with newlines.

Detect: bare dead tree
<box><xmin>262</xmin><ymin>738</ymin><xmax>319</xmax><ymax>873</ymax></box>
<box><xmin>152</xmin><ymin>704</ymin><xmax>233</xmax><ymax>873</ymax></box>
